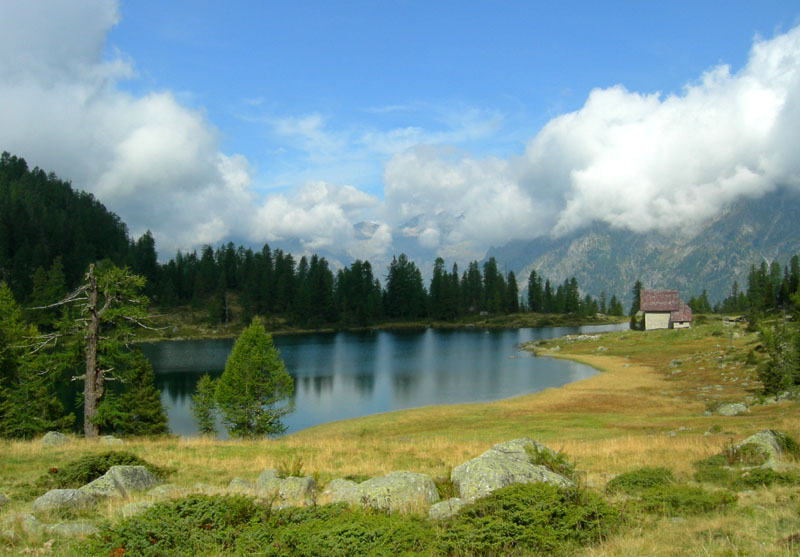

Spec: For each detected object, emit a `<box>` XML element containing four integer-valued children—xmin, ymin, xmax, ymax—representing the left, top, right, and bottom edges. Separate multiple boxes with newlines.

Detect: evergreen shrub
<box><xmin>636</xmin><ymin>485</ymin><xmax>737</xmax><ymax>516</ymax></box>
<box><xmin>35</xmin><ymin>451</ymin><xmax>170</xmax><ymax>494</ymax></box>
<box><xmin>605</xmin><ymin>467</ymin><xmax>675</xmax><ymax>495</ymax></box>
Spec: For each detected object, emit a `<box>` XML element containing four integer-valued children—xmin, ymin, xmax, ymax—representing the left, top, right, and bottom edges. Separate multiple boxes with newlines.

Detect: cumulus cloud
<box><xmin>384</xmin><ymin>25</ymin><xmax>800</xmax><ymax>260</ymax></box>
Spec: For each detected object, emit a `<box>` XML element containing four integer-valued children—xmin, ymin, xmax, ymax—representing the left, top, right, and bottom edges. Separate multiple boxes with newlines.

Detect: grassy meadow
<box><xmin>2</xmin><ymin>317</ymin><xmax>799</xmax><ymax>555</ymax></box>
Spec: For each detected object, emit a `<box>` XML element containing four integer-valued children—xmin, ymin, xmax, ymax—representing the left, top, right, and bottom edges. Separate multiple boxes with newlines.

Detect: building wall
<box><xmin>644</xmin><ymin>312</ymin><xmax>671</xmax><ymax>330</ymax></box>
<box><xmin>673</xmin><ymin>322</ymin><xmax>691</xmax><ymax>329</ymax></box>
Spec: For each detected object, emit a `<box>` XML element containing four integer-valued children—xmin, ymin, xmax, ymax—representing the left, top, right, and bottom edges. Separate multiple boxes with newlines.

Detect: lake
<box><xmin>140</xmin><ymin>323</ymin><xmax>628</xmax><ymax>436</ymax></box>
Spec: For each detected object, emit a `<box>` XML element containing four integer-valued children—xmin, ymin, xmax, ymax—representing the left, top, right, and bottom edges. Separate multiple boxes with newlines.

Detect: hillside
<box><xmin>485</xmin><ymin>189</ymin><xmax>800</xmax><ymax>303</ymax></box>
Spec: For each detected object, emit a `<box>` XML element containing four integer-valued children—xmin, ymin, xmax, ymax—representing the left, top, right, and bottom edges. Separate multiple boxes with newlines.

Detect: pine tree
<box><xmin>215</xmin><ymin>318</ymin><xmax>294</xmax><ymax>438</ymax></box>
<box><xmin>191</xmin><ymin>373</ymin><xmax>218</xmax><ymax>436</ymax></box>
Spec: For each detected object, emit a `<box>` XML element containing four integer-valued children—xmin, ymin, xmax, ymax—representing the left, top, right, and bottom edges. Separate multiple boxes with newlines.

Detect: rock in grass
<box><xmin>80</xmin><ymin>474</ymin><xmax>127</xmax><ymax>500</ymax></box>
<box><xmin>738</xmin><ymin>430</ymin><xmax>796</xmax><ymax>470</ymax></box>
<box><xmin>32</xmin><ymin>489</ymin><xmax>96</xmax><ymax>512</ymax></box>
<box><xmin>357</xmin><ymin>471</ymin><xmax>439</xmax><ymax>511</ymax></box>
<box><xmin>451</xmin><ymin>438</ymin><xmax>573</xmax><ymax>503</ymax></box>
<box><xmin>105</xmin><ymin>465</ymin><xmax>160</xmax><ymax>492</ymax></box>
<box><xmin>255</xmin><ymin>469</ymin><xmax>281</xmax><ymax>494</ymax></box>
<box><xmin>714</xmin><ymin>402</ymin><xmax>748</xmax><ymax>416</ymax></box>
<box><xmin>100</xmin><ymin>435</ymin><xmax>124</xmax><ymax>446</ymax></box>
<box><xmin>116</xmin><ymin>501</ymin><xmax>155</xmax><ymax>518</ymax></box>
<box><xmin>40</xmin><ymin>431</ymin><xmax>70</xmax><ymax>447</ymax></box>
<box><xmin>0</xmin><ymin>493</ymin><xmax>9</xmax><ymax>508</ymax></box>
<box><xmin>1</xmin><ymin>512</ymin><xmax>41</xmax><ymax>540</ymax></box>
<box><xmin>319</xmin><ymin>479</ymin><xmax>361</xmax><ymax>505</ymax></box>
<box><xmin>279</xmin><ymin>476</ymin><xmax>316</xmax><ymax>505</ymax></box>
<box><xmin>227</xmin><ymin>478</ymin><xmax>257</xmax><ymax>495</ymax></box>
<box><xmin>147</xmin><ymin>484</ymin><xmax>187</xmax><ymax>500</ymax></box>
<box><xmin>428</xmin><ymin>497</ymin><xmax>466</xmax><ymax>520</ymax></box>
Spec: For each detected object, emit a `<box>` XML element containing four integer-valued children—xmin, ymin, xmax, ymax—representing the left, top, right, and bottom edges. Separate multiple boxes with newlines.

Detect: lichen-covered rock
<box><xmin>105</xmin><ymin>465</ymin><xmax>160</xmax><ymax>492</ymax></box>
<box><xmin>147</xmin><ymin>484</ymin><xmax>187</xmax><ymax>500</ymax></box>
<box><xmin>80</xmin><ymin>474</ymin><xmax>127</xmax><ymax>500</ymax></box>
<box><xmin>100</xmin><ymin>435</ymin><xmax>124</xmax><ymax>446</ymax></box>
<box><xmin>40</xmin><ymin>431</ymin><xmax>70</xmax><ymax>447</ymax></box>
<box><xmin>714</xmin><ymin>402</ymin><xmax>748</xmax><ymax>416</ymax></box>
<box><xmin>318</xmin><ymin>478</ymin><xmax>361</xmax><ymax>505</ymax></box>
<box><xmin>279</xmin><ymin>476</ymin><xmax>316</xmax><ymax>505</ymax></box>
<box><xmin>45</xmin><ymin>522</ymin><xmax>99</xmax><ymax>537</ymax></box>
<box><xmin>428</xmin><ymin>498</ymin><xmax>466</xmax><ymax>520</ymax></box>
<box><xmin>32</xmin><ymin>489</ymin><xmax>96</xmax><ymax>512</ymax></box>
<box><xmin>451</xmin><ymin>438</ymin><xmax>573</xmax><ymax>503</ymax></box>
<box><xmin>255</xmin><ymin>469</ymin><xmax>281</xmax><ymax>494</ymax></box>
<box><xmin>1</xmin><ymin>512</ymin><xmax>41</xmax><ymax>537</ymax></box>
<box><xmin>357</xmin><ymin>471</ymin><xmax>439</xmax><ymax>511</ymax></box>
<box><xmin>738</xmin><ymin>429</ymin><xmax>794</xmax><ymax>469</ymax></box>
<box><xmin>227</xmin><ymin>478</ymin><xmax>257</xmax><ymax>495</ymax></box>
<box><xmin>191</xmin><ymin>483</ymin><xmax>220</xmax><ymax>495</ymax></box>
<box><xmin>117</xmin><ymin>501</ymin><xmax>155</xmax><ymax>518</ymax></box>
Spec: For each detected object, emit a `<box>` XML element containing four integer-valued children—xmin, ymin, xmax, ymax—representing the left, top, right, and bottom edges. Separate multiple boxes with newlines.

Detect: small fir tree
<box><xmin>191</xmin><ymin>373</ymin><xmax>218</xmax><ymax>436</ymax></box>
<box><xmin>215</xmin><ymin>318</ymin><xmax>294</xmax><ymax>438</ymax></box>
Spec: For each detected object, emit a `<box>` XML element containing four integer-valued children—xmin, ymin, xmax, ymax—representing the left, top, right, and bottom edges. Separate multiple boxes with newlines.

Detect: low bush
<box><xmin>438</xmin><ymin>483</ymin><xmax>620</xmax><ymax>555</ymax></box>
<box><xmin>84</xmin><ymin>484</ymin><xmax>621</xmax><ymax>556</ymax></box>
<box><xmin>606</xmin><ymin>467</ymin><xmax>674</xmax><ymax>495</ymax></box>
<box><xmin>731</xmin><ymin>468</ymin><xmax>800</xmax><ymax>490</ymax></box>
<box><xmin>637</xmin><ymin>485</ymin><xmax>737</xmax><ymax>516</ymax></box>
<box><xmin>772</xmin><ymin>430</ymin><xmax>800</xmax><ymax>459</ymax></box>
<box><xmin>34</xmin><ymin>451</ymin><xmax>171</xmax><ymax>494</ymax></box>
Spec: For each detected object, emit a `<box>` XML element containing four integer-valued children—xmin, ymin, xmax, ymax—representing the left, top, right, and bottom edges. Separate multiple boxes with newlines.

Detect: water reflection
<box><xmin>138</xmin><ymin>323</ymin><xmax>628</xmax><ymax>436</ymax></box>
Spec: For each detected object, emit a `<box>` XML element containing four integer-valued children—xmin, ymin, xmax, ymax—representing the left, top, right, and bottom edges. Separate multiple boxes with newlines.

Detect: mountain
<box><xmin>484</xmin><ymin>189</ymin><xmax>800</xmax><ymax>304</ymax></box>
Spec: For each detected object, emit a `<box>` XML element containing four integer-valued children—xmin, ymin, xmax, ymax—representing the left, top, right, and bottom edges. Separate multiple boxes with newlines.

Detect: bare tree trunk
<box><xmin>83</xmin><ymin>265</ymin><xmax>101</xmax><ymax>437</ymax></box>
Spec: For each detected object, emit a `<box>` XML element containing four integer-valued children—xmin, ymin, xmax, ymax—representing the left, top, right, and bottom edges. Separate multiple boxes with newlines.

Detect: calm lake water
<box><xmin>139</xmin><ymin>323</ymin><xmax>627</xmax><ymax>436</ymax></box>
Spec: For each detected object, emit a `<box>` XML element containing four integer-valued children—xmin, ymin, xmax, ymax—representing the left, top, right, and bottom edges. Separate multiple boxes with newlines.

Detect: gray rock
<box><xmin>0</xmin><ymin>493</ymin><xmax>9</xmax><ymax>508</ymax></box>
<box><xmin>256</xmin><ymin>469</ymin><xmax>281</xmax><ymax>494</ymax></box>
<box><xmin>117</xmin><ymin>500</ymin><xmax>155</xmax><ymax>518</ymax></box>
<box><xmin>714</xmin><ymin>402</ymin><xmax>748</xmax><ymax>416</ymax></box>
<box><xmin>45</xmin><ymin>522</ymin><xmax>99</xmax><ymax>537</ymax></box>
<box><xmin>358</xmin><ymin>471</ymin><xmax>439</xmax><ymax>512</ymax></box>
<box><xmin>279</xmin><ymin>476</ymin><xmax>316</xmax><ymax>505</ymax></box>
<box><xmin>191</xmin><ymin>483</ymin><xmax>220</xmax><ymax>495</ymax></box>
<box><xmin>147</xmin><ymin>484</ymin><xmax>187</xmax><ymax>500</ymax></box>
<box><xmin>451</xmin><ymin>438</ymin><xmax>574</xmax><ymax>503</ymax></box>
<box><xmin>32</xmin><ymin>489</ymin><xmax>96</xmax><ymax>512</ymax></box>
<box><xmin>228</xmin><ymin>478</ymin><xmax>257</xmax><ymax>495</ymax></box>
<box><xmin>428</xmin><ymin>498</ymin><xmax>466</xmax><ymax>520</ymax></box>
<box><xmin>100</xmin><ymin>435</ymin><xmax>124</xmax><ymax>446</ymax></box>
<box><xmin>105</xmin><ymin>465</ymin><xmax>160</xmax><ymax>492</ymax></box>
<box><xmin>80</xmin><ymin>474</ymin><xmax>127</xmax><ymax>500</ymax></box>
<box><xmin>1</xmin><ymin>512</ymin><xmax>41</xmax><ymax>536</ymax></box>
<box><xmin>319</xmin><ymin>478</ymin><xmax>361</xmax><ymax>505</ymax></box>
<box><xmin>40</xmin><ymin>431</ymin><xmax>70</xmax><ymax>447</ymax></box>
<box><xmin>737</xmin><ymin>429</ymin><xmax>795</xmax><ymax>469</ymax></box>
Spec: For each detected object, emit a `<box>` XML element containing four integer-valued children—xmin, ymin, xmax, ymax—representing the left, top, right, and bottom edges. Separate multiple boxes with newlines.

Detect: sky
<box><xmin>1</xmin><ymin>1</ymin><xmax>800</xmax><ymax>268</ymax></box>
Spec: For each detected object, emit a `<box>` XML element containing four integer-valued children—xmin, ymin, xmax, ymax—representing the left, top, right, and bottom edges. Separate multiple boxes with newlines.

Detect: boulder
<box><xmin>80</xmin><ymin>474</ymin><xmax>127</xmax><ymax>500</ymax></box>
<box><xmin>279</xmin><ymin>476</ymin><xmax>316</xmax><ymax>505</ymax></box>
<box><xmin>428</xmin><ymin>497</ymin><xmax>466</xmax><ymax>520</ymax></box>
<box><xmin>1</xmin><ymin>512</ymin><xmax>41</xmax><ymax>540</ymax></box>
<box><xmin>738</xmin><ymin>429</ymin><xmax>794</xmax><ymax>469</ymax></box>
<box><xmin>451</xmin><ymin>438</ymin><xmax>573</xmax><ymax>503</ymax></box>
<box><xmin>40</xmin><ymin>431</ymin><xmax>70</xmax><ymax>447</ymax></box>
<box><xmin>105</xmin><ymin>465</ymin><xmax>160</xmax><ymax>492</ymax></box>
<box><xmin>117</xmin><ymin>501</ymin><xmax>155</xmax><ymax>518</ymax></box>
<box><xmin>255</xmin><ymin>469</ymin><xmax>281</xmax><ymax>494</ymax></box>
<box><xmin>32</xmin><ymin>489</ymin><xmax>96</xmax><ymax>512</ymax></box>
<box><xmin>147</xmin><ymin>484</ymin><xmax>187</xmax><ymax>500</ymax></box>
<box><xmin>357</xmin><ymin>471</ymin><xmax>439</xmax><ymax>512</ymax></box>
<box><xmin>45</xmin><ymin>522</ymin><xmax>99</xmax><ymax>538</ymax></box>
<box><xmin>100</xmin><ymin>435</ymin><xmax>124</xmax><ymax>446</ymax></box>
<box><xmin>714</xmin><ymin>402</ymin><xmax>748</xmax><ymax>416</ymax></box>
<box><xmin>319</xmin><ymin>478</ymin><xmax>361</xmax><ymax>505</ymax></box>
<box><xmin>228</xmin><ymin>478</ymin><xmax>257</xmax><ymax>495</ymax></box>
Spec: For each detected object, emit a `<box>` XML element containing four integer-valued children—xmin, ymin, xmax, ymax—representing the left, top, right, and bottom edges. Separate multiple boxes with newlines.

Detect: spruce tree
<box><xmin>215</xmin><ymin>318</ymin><xmax>294</xmax><ymax>438</ymax></box>
<box><xmin>191</xmin><ymin>373</ymin><xmax>218</xmax><ymax>436</ymax></box>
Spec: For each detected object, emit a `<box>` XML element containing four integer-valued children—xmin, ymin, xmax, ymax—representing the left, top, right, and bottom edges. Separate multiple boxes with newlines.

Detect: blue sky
<box><xmin>1</xmin><ymin>1</ymin><xmax>800</xmax><ymax>265</ymax></box>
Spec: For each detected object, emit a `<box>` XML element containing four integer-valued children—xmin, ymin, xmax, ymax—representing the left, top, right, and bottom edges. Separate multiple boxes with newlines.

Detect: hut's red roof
<box><xmin>640</xmin><ymin>290</ymin><xmax>681</xmax><ymax>312</ymax></box>
<box><xmin>671</xmin><ymin>303</ymin><xmax>693</xmax><ymax>323</ymax></box>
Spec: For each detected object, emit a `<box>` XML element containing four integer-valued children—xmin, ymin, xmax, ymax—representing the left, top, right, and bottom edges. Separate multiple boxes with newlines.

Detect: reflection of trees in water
<box><xmin>352</xmin><ymin>373</ymin><xmax>374</xmax><ymax>396</ymax></box>
<box><xmin>392</xmin><ymin>373</ymin><xmax>420</xmax><ymax>400</ymax></box>
<box><xmin>300</xmin><ymin>375</ymin><xmax>334</xmax><ymax>396</ymax></box>
<box><xmin>155</xmin><ymin>371</ymin><xmax>222</xmax><ymax>404</ymax></box>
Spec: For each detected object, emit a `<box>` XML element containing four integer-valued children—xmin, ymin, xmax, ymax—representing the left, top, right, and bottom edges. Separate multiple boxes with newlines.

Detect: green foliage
<box><xmin>525</xmin><ymin>444</ymin><xmax>576</xmax><ymax>480</ymax></box>
<box><xmin>773</xmin><ymin>430</ymin><xmax>800</xmax><ymax>459</ymax></box>
<box><xmin>606</xmin><ymin>467</ymin><xmax>675</xmax><ymax>495</ymax></box>
<box><xmin>757</xmin><ymin>325</ymin><xmax>800</xmax><ymax>395</ymax></box>
<box><xmin>85</xmin><ymin>485</ymin><xmax>619</xmax><ymax>556</ymax></box>
<box><xmin>0</xmin><ymin>282</ymin><xmax>73</xmax><ymax>438</ymax></box>
<box><xmin>731</xmin><ymin>468</ymin><xmax>800</xmax><ymax>489</ymax></box>
<box><xmin>275</xmin><ymin>455</ymin><xmax>305</xmax><ymax>478</ymax></box>
<box><xmin>439</xmin><ymin>483</ymin><xmax>620</xmax><ymax>555</ymax></box>
<box><xmin>34</xmin><ymin>451</ymin><xmax>169</xmax><ymax>494</ymax></box>
<box><xmin>636</xmin><ymin>485</ymin><xmax>737</xmax><ymax>516</ymax></box>
<box><xmin>93</xmin><ymin>350</ymin><xmax>169</xmax><ymax>436</ymax></box>
<box><xmin>191</xmin><ymin>373</ymin><xmax>218</xmax><ymax>436</ymax></box>
<box><xmin>215</xmin><ymin>318</ymin><xmax>294</xmax><ymax>438</ymax></box>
